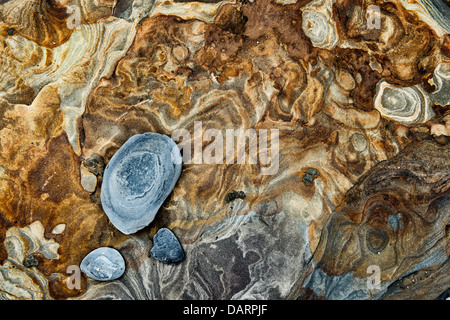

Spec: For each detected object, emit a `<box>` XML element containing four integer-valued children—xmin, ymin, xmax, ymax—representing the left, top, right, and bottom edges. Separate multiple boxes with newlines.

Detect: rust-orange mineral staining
<box><xmin>0</xmin><ymin>0</ymin><xmax>448</xmax><ymax>300</ymax></box>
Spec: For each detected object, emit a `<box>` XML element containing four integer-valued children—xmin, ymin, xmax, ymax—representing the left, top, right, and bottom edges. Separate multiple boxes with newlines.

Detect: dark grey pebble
<box><xmin>80</xmin><ymin>247</ymin><xmax>125</xmax><ymax>281</ymax></box>
<box><xmin>100</xmin><ymin>132</ymin><xmax>182</xmax><ymax>234</ymax></box>
<box><xmin>150</xmin><ymin>228</ymin><xmax>185</xmax><ymax>265</ymax></box>
<box><xmin>225</xmin><ymin>190</ymin><xmax>246</xmax><ymax>203</ymax></box>
<box><xmin>23</xmin><ymin>254</ymin><xmax>39</xmax><ymax>268</ymax></box>
<box><xmin>302</xmin><ymin>168</ymin><xmax>320</xmax><ymax>186</ymax></box>
<box><xmin>84</xmin><ymin>153</ymin><xmax>105</xmax><ymax>176</ymax></box>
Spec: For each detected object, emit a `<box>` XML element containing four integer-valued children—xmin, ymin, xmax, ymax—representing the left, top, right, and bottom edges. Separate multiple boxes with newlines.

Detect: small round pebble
<box><xmin>150</xmin><ymin>228</ymin><xmax>185</xmax><ymax>265</ymax></box>
<box><xmin>80</xmin><ymin>247</ymin><xmax>125</xmax><ymax>281</ymax></box>
<box><xmin>81</xmin><ymin>172</ymin><xmax>97</xmax><ymax>193</ymax></box>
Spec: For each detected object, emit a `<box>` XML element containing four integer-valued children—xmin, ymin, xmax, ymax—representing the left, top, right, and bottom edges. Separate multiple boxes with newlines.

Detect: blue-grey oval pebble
<box><xmin>150</xmin><ymin>228</ymin><xmax>185</xmax><ymax>265</ymax></box>
<box><xmin>80</xmin><ymin>247</ymin><xmax>125</xmax><ymax>281</ymax></box>
<box><xmin>100</xmin><ymin>132</ymin><xmax>182</xmax><ymax>234</ymax></box>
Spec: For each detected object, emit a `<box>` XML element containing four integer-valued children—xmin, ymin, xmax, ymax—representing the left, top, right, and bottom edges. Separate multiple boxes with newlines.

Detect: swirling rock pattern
<box><xmin>0</xmin><ymin>0</ymin><xmax>448</xmax><ymax>300</ymax></box>
<box><xmin>301</xmin><ymin>0</ymin><xmax>338</xmax><ymax>49</ymax></box>
<box><xmin>302</xmin><ymin>140</ymin><xmax>449</xmax><ymax>300</ymax></box>
<box><xmin>373</xmin><ymin>80</ymin><xmax>435</xmax><ymax>125</ymax></box>
<box><xmin>101</xmin><ymin>132</ymin><xmax>182</xmax><ymax>234</ymax></box>
<box><xmin>430</xmin><ymin>62</ymin><xmax>450</xmax><ymax>106</ymax></box>
<box><xmin>0</xmin><ymin>221</ymin><xmax>59</xmax><ymax>299</ymax></box>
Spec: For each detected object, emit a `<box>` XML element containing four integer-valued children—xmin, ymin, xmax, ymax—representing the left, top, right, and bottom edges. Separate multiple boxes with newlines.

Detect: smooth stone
<box><xmin>81</xmin><ymin>173</ymin><xmax>97</xmax><ymax>193</ymax></box>
<box><xmin>80</xmin><ymin>247</ymin><xmax>125</xmax><ymax>281</ymax></box>
<box><xmin>80</xmin><ymin>164</ymin><xmax>98</xmax><ymax>193</ymax></box>
<box><xmin>150</xmin><ymin>228</ymin><xmax>185</xmax><ymax>265</ymax></box>
<box><xmin>100</xmin><ymin>132</ymin><xmax>182</xmax><ymax>234</ymax></box>
<box><xmin>51</xmin><ymin>223</ymin><xmax>66</xmax><ymax>235</ymax></box>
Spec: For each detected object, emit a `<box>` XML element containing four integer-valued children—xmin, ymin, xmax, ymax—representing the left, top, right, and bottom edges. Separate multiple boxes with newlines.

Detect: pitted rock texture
<box><xmin>0</xmin><ymin>0</ymin><xmax>449</xmax><ymax>300</ymax></box>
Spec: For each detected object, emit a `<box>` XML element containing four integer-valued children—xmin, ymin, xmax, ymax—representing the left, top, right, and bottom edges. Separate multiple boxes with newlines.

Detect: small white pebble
<box><xmin>52</xmin><ymin>223</ymin><xmax>66</xmax><ymax>235</ymax></box>
<box><xmin>81</xmin><ymin>173</ymin><xmax>97</xmax><ymax>193</ymax></box>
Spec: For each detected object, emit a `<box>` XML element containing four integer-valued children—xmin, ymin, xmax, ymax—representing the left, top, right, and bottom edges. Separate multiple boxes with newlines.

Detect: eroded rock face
<box><xmin>101</xmin><ymin>133</ymin><xmax>182</xmax><ymax>234</ymax></box>
<box><xmin>302</xmin><ymin>140</ymin><xmax>450</xmax><ymax>300</ymax></box>
<box><xmin>0</xmin><ymin>0</ymin><xmax>448</xmax><ymax>300</ymax></box>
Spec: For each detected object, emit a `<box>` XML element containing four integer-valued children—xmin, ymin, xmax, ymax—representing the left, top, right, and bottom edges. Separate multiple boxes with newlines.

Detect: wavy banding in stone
<box><xmin>396</xmin><ymin>0</ymin><xmax>450</xmax><ymax>37</ymax></box>
<box><xmin>0</xmin><ymin>0</ymin><xmax>449</xmax><ymax>300</ymax></box>
<box><xmin>301</xmin><ymin>0</ymin><xmax>338</xmax><ymax>50</ymax></box>
<box><xmin>305</xmin><ymin>140</ymin><xmax>450</xmax><ymax>300</ymax></box>
<box><xmin>373</xmin><ymin>80</ymin><xmax>435</xmax><ymax>125</ymax></box>
<box><xmin>430</xmin><ymin>62</ymin><xmax>450</xmax><ymax>106</ymax></box>
<box><xmin>0</xmin><ymin>221</ymin><xmax>59</xmax><ymax>300</ymax></box>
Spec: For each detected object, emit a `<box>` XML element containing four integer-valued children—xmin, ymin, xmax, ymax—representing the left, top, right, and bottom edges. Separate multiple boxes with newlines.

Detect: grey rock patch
<box><xmin>80</xmin><ymin>247</ymin><xmax>125</xmax><ymax>281</ymax></box>
<box><xmin>303</xmin><ymin>268</ymin><xmax>374</xmax><ymax>300</ymax></box>
<box><xmin>76</xmin><ymin>211</ymin><xmax>315</xmax><ymax>300</ymax></box>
